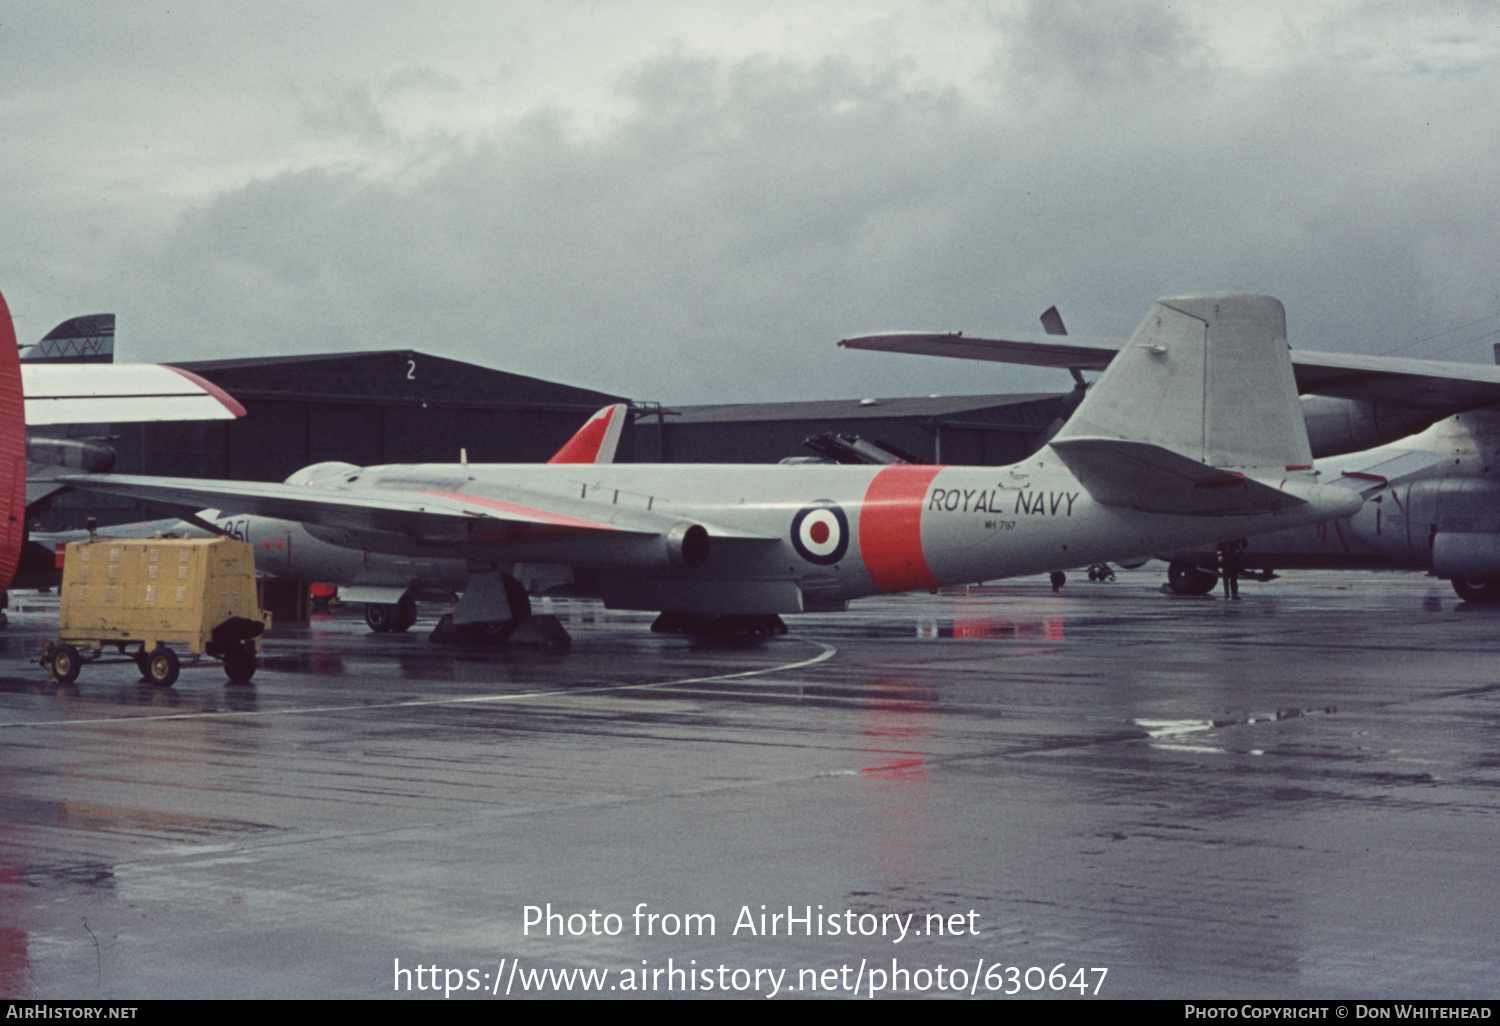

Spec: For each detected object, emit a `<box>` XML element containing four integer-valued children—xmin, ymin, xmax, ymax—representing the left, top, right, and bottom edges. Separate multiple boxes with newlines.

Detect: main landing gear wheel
<box><xmin>503</xmin><ymin>575</ymin><xmax>533</xmax><ymax>622</ymax></box>
<box><xmin>223</xmin><ymin>642</ymin><xmax>257</xmax><ymax>684</ymax></box>
<box><xmin>49</xmin><ymin>644</ymin><xmax>81</xmax><ymax>685</ymax></box>
<box><xmin>1167</xmin><ymin>561</ymin><xmax>1219</xmax><ymax>596</ymax></box>
<box><xmin>1451</xmin><ymin>578</ymin><xmax>1500</xmax><ymax>603</ymax></box>
<box><xmin>145</xmin><ymin>645</ymin><xmax>180</xmax><ymax>688</ymax></box>
<box><xmin>459</xmin><ymin>619</ymin><xmax>511</xmax><ymax>643</ymax></box>
<box><xmin>365</xmin><ymin>594</ymin><xmax>418</xmax><ymax>633</ymax></box>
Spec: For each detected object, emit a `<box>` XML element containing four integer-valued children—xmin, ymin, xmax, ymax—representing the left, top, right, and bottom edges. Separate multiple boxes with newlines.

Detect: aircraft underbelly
<box><xmin>224</xmin><ymin>514</ymin><xmax>468</xmax><ymax>590</ymax></box>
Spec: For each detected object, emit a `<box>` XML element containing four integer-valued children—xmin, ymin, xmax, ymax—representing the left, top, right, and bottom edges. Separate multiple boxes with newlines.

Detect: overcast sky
<box><xmin>2</xmin><ymin>1</ymin><xmax>1497</xmax><ymax>404</ymax></box>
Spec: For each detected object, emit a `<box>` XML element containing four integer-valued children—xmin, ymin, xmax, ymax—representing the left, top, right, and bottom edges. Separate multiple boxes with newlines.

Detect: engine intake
<box><xmin>667</xmin><ymin>522</ymin><xmax>711</xmax><ymax>569</ymax></box>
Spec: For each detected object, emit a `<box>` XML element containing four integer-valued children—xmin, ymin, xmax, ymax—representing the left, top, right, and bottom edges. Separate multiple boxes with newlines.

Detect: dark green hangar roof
<box><xmin>174</xmin><ymin>350</ymin><xmax>624</xmax><ymax>412</ymax></box>
<box><xmin>659</xmin><ymin>393</ymin><xmax>1064</xmax><ymax>424</ymax></box>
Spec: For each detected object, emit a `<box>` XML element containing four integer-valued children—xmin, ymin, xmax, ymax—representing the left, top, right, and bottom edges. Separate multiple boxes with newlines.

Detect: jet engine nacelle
<box><xmin>1300</xmin><ymin>397</ymin><xmax>1445</xmax><ymax>459</ymax></box>
<box><xmin>27</xmin><ymin>437</ymin><xmax>116</xmax><ymax>473</ymax></box>
<box><xmin>666</xmin><ymin>521</ymin><xmax>710</xmax><ymax>568</ymax></box>
<box><xmin>302</xmin><ymin>518</ymin><xmax>713</xmax><ymax>572</ymax></box>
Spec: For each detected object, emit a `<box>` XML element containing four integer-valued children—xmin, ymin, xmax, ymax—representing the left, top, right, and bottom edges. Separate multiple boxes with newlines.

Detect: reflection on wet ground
<box><xmin>1</xmin><ymin>572</ymin><xmax>1498</xmax><ymax>997</ymax></box>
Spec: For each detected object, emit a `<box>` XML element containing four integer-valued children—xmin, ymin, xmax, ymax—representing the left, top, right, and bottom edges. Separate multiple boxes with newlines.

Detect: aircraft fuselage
<box><xmin>219</xmin><ymin>452</ymin><xmax>1354</xmax><ymax>615</ymax></box>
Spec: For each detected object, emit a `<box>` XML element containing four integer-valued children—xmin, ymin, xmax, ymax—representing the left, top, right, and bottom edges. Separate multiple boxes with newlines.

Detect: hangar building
<box><xmin>38</xmin><ymin>350</ymin><xmax>625</xmax><ymax>529</ymax></box>
<box><xmin>36</xmin><ymin>350</ymin><xmax>1069</xmax><ymax>529</ymax></box>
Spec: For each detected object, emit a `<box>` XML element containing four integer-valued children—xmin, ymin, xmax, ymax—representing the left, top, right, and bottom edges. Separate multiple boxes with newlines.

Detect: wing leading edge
<box><xmin>60</xmin><ymin>471</ymin><xmax>769</xmax><ymax>569</ymax></box>
<box><xmin>22</xmin><ymin>364</ymin><xmax>246</xmax><ymax>426</ymax></box>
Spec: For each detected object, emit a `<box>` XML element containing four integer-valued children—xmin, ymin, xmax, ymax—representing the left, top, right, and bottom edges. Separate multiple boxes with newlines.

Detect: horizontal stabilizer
<box><xmin>1050</xmin><ymin>437</ymin><xmax>1307</xmax><ymax>515</ymax></box>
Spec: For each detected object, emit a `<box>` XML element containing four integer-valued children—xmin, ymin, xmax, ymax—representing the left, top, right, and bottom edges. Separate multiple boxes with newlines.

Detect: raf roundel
<box><xmin>790</xmin><ymin>500</ymin><xmax>849</xmax><ymax>565</ymax></box>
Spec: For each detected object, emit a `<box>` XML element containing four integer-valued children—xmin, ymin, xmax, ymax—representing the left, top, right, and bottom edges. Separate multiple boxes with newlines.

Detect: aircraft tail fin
<box><xmin>21</xmin><ymin>313</ymin><xmax>115</xmax><ymax>363</ymax></box>
<box><xmin>1053</xmin><ymin>294</ymin><xmax>1311</xmax><ymax>471</ymax></box>
<box><xmin>1047</xmin><ymin>294</ymin><xmax>1350</xmax><ymax>517</ymax></box>
<box><xmin>547</xmin><ymin>404</ymin><xmax>628</xmax><ymax>465</ymax></box>
<box><xmin>0</xmin><ymin>290</ymin><xmax>28</xmax><ymax>590</ymax></box>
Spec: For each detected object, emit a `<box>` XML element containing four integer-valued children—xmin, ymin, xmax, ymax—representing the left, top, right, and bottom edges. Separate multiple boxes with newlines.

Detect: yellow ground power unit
<box><xmin>39</xmin><ymin>535</ymin><xmax>272</xmax><ymax>686</ymax></box>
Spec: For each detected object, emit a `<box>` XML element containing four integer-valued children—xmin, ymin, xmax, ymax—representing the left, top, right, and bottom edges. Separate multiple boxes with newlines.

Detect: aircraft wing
<box><xmin>1286</xmin><ymin>351</ymin><xmax>1500</xmax><ymax>407</ymax></box>
<box><xmin>59</xmin><ymin>473</ymin><xmax>771</xmax><ymax>554</ymax></box>
<box><xmin>22</xmin><ymin>364</ymin><xmax>245</xmax><ymax>425</ymax></box>
<box><xmin>840</xmin><ymin>331</ymin><xmax>1120</xmax><ymax>370</ymax></box>
<box><xmin>839</xmin><ymin>333</ymin><xmax>1500</xmax><ymax>410</ymax></box>
<box><xmin>59</xmin><ymin>473</ymin><xmax>646</xmax><ymax>539</ymax></box>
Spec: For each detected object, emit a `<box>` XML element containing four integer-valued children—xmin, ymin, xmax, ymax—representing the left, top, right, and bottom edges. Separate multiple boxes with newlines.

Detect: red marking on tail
<box><xmin>548</xmin><ymin>405</ymin><xmax>620</xmax><ymax>464</ymax></box>
<box><xmin>0</xmin><ymin>289</ymin><xmax>25</xmax><ymax>592</ymax></box>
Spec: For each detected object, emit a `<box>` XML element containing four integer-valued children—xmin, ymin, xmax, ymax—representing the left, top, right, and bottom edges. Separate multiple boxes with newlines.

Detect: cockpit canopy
<box><xmin>283</xmin><ymin>461</ymin><xmax>362</xmax><ymax>486</ymax></box>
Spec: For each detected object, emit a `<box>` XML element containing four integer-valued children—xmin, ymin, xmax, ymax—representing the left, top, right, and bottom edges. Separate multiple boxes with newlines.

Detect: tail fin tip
<box><xmin>547</xmin><ymin>403</ymin><xmax>629</xmax><ymax>465</ymax></box>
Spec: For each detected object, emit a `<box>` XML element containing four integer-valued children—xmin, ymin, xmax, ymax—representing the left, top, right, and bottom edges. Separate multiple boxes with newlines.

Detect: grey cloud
<box><xmin>47</xmin><ymin>34</ymin><xmax>1500</xmax><ymax>406</ymax></box>
<box><xmin>1002</xmin><ymin>0</ymin><xmax>1211</xmax><ymax>92</ymax></box>
<box><xmin>299</xmin><ymin>85</ymin><xmax>393</xmax><ymax>144</ymax></box>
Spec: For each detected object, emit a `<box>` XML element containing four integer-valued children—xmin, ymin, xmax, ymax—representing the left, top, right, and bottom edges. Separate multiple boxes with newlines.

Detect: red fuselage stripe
<box><xmin>859</xmin><ymin>465</ymin><xmax>943</xmax><ymax>593</ymax></box>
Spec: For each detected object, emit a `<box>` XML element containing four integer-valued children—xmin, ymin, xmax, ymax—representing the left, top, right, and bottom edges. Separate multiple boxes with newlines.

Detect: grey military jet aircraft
<box><xmin>65</xmin><ymin>294</ymin><xmax>1361</xmax><ymax>635</ymax></box>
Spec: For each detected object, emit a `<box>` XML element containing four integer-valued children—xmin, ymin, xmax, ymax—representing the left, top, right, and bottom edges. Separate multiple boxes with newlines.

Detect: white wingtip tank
<box><xmin>1054</xmin><ymin>294</ymin><xmax>1312</xmax><ymax>473</ymax></box>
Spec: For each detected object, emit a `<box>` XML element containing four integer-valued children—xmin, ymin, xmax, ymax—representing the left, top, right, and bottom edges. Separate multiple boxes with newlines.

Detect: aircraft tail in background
<box><xmin>20</xmin><ymin>313</ymin><xmax>114</xmax><ymax>363</ymax></box>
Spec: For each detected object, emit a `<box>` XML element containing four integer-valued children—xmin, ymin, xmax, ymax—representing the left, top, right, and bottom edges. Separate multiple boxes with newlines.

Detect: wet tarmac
<box><xmin>1</xmin><ymin>570</ymin><xmax>1497</xmax><ymax>999</ymax></box>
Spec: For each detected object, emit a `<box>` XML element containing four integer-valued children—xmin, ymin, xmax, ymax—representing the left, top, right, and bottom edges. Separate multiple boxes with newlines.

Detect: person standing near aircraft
<box><xmin>1217</xmin><ymin>540</ymin><xmax>1244</xmax><ymax>600</ymax></box>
